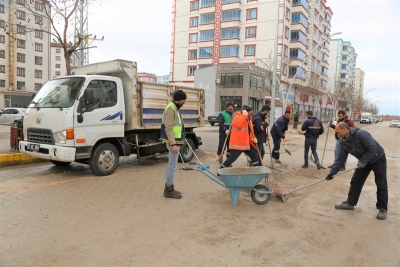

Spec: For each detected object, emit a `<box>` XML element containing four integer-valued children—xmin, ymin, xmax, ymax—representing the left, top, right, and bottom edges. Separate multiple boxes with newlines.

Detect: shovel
<box><xmin>216</xmin><ymin>124</ymin><xmax>232</xmax><ymax>163</ymax></box>
<box><xmin>275</xmin><ymin>167</ymin><xmax>357</xmax><ymax>202</ymax></box>
<box><xmin>284</xmin><ymin>141</ymin><xmax>291</xmax><ymax>156</ymax></box>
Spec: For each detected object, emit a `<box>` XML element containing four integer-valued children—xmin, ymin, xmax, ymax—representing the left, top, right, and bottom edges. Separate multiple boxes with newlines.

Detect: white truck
<box><xmin>19</xmin><ymin>59</ymin><xmax>205</xmax><ymax>176</ymax></box>
<box><xmin>360</xmin><ymin>112</ymin><xmax>372</xmax><ymax>124</ymax></box>
<box><xmin>377</xmin><ymin>114</ymin><xmax>383</xmax><ymax>122</ymax></box>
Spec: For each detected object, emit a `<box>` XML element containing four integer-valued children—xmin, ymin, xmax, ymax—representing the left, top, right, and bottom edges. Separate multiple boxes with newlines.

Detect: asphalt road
<box><xmin>0</xmin><ymin>121</ymin><xmax>399</xmax><ymax>266</ymax></box>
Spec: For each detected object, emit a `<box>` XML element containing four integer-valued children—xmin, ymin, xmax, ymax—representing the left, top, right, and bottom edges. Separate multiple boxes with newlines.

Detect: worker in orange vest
<box><xmin>219</xmin><ymin>106</ymin><xmax>261</xmax><ymax>171</ymax></box>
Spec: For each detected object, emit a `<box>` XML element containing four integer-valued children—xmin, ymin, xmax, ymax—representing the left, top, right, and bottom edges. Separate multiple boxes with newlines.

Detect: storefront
<box><xmin>0</xmin><ymin>91</ymin><xmax>34</xmax><ymax>110</ymax></box>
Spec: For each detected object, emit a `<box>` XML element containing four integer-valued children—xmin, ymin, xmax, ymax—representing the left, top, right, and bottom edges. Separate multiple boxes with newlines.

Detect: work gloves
<box><xmin>225</xmin><ymin>130</ymin><xmax>229</xmax><ymax>135</ymax></box>
<box><xmin>357</xmin><ymin>161</ymin><xmax>366</xmax><ymax>169</ymax></box>
<box><xmin>253</xmin><ymin>138</ymin><xmax>258</xmax><ymax>144</ymax></box>
<box><xmin>283</xmin><ymin>138</ymin><xmax>287</xmax><ymax>143</ymax></box>
<box><xmin>325</xmin><ymin>174</ymin><xmax>334</xmax><ymax>181</ymax></box>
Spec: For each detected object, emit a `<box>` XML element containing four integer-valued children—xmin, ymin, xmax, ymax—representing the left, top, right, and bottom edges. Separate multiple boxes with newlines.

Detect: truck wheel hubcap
<box><xmin>99</xmin><ymin>150</ymin><xmax>115</xmax><ymax>170</ymax></box>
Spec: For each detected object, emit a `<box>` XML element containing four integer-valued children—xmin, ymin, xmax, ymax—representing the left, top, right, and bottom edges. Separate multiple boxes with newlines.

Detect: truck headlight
<box><xmin>54</xmin><ymin>130</ymin><xmax>66</xmax><ymax>144</ymax></box>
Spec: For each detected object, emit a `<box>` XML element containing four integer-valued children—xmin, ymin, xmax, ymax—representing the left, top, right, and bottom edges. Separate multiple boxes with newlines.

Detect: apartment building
<box><xmin>0</xmin><ymin>0</ymin><xmax>51</xmax><ymax>109</ymax></box>
<box><xmin>50</xmin><ymin>43</ymin><xmax>67</xmax><ymax>78</ymax></box>
<box><xmin>353</xmin><ymin>67</ymin><xmax>365</xmax><ymax>119</ymax></box>
<box><xmin>157</xmin><ymin>75</ymin><xmax>170</xmax><ymax>84</ymax></box>
<box><xmin>138</xmin><ymin>72</ymin><xmax>157</xmax><ymax>82</ymax></box>
<box><xmin>171</xmin><ymin>0</ymin><xmax>336</xmax><ymax>122</ymax></box>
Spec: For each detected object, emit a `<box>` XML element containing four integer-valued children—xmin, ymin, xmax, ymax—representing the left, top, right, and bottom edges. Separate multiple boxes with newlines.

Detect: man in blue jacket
<box><xmin>326</xmin><ymin>122</ymin><xmax>388</xmax><ymax>220</ymax></box>
<box><xmin>217</xmin><ymin>103</ymin><xmax>234</xmax><ymax>163</ymax></box>
<box><xmin>252</xmin><ymin>105</ymin><xmax>271</xmax><ymax>159</ymax></box>
<box><xmin>270</xmin><ymin>110</ymin><xmax>291</xmax><ymax>163</ymax></box>
<box><xmin>301</xmin><ymin>111</ymin><xmax>324</xmax><ymax>169</ymax></box>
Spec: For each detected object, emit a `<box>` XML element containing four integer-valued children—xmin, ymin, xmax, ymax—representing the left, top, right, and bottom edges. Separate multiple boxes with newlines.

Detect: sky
<box><xmin>86</xmin><ymin>0</ymin><xmax>400</xmax><ymax>115</ymax></box>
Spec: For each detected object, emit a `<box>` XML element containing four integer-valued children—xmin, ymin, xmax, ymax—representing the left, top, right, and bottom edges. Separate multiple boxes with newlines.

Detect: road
<box><xmin>0</xmin><ymin>121</ymin><xmax>399</xmax><ymax>266</ymax></box>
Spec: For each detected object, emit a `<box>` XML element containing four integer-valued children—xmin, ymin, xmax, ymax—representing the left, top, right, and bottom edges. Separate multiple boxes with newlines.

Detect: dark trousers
<box><xmin>257</xmin><ymin>142</ymin><xmax>265</xmax><ymax>159</ymax></box>
<box><xmin>347</xmin><ymin>156</ymin><xmax>388</xmax><ymax>210</ymax></box>
<box><xmin>304</xmin><ymin>138</ymin><xmax>319</xmax><ymax>165</ymax></box>
<box><xmin>217</xmin><ymin>134</ymin><xmax>230</xmax><ymax>156</ymax></box>
<box><xmin>271</xmin><ymin>134</ymin><xmax>281</xmax><ymax>159</ymax></box>
<box><xmin>221</xmin><ymin>146</ymin><xmax>260</xmax><ymax>168</ymax></box>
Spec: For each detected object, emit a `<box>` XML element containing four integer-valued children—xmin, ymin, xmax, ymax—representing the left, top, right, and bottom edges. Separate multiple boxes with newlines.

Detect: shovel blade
<box><xmin>285</xmin><ymin>149</ymin><xmax>292</xmax><ymax>156</ymax></box>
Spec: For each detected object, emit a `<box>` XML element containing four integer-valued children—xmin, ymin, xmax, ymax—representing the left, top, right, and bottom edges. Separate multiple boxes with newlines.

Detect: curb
<box><xmin>0</xmin><ymin>153</ymin><xmax>48</xmax><ymax>168</ymax></box>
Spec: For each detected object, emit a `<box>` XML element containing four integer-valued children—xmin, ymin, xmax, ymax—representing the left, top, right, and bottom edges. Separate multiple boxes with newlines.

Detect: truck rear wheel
<box><xmin>89</xmin><ymin>143</ymin><xmax>119</xmax><ymax>176</ymax></box>
<box><xmin>178</xmin><ymin>138</ymin><xmax>194</xmax><ymax>163</ymax></box>
<box><xmin>50</xmin><ymin>160</ymin><xmax>71</xmax><ymax>166</ymax></box>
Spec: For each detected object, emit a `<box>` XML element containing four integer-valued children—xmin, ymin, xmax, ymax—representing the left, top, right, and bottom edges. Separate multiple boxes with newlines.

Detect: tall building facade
<box><xmin>50</xmin><ymin>43</ymin><xmax>67</xmax><ymax>78</ymax></box>
<box><xmin>171</xmin><ymin>0</ymin><xmax>336</xmax><ymax>122</ymax></box>
<box><xmin>0</xmin><ymin>0</ymin><xmax>51</xmax><ymax>109</ymax></box>
<box><xmin>353</xmin><ymin>67</ymin><xmax>365</xmax><ymax>119</ymax></box>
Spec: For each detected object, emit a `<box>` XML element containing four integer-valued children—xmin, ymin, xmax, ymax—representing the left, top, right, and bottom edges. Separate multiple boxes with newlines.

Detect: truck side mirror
<box><xmin>84</xmin><ymin>88</ymin><xmax>94</xmax><ymax>105</ymax></box>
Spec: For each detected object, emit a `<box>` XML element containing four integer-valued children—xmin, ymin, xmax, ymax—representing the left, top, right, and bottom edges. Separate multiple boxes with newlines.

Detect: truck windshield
<box><xmin>30</xmin><ymin>77</ymin><xmax>85</xmax><ymax>109</ymax></box>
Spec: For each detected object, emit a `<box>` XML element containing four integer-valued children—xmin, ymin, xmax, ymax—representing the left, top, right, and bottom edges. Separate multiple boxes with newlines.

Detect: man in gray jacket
<box><xmin>326</xmin><ymin>122</ymin><xmax>388</xmax><ymax>220</ymax></box>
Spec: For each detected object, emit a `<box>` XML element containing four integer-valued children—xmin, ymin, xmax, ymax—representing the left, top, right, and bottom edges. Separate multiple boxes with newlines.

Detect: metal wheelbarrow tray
<box><xmin>182</xmin><ymin>163</ymin><xmax>272</xmax><ymax>206</ymax></box>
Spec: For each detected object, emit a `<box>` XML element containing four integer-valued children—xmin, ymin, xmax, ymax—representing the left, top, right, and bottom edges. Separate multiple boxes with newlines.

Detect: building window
<box><xmin>35</xmin><ymin>29</ymin><xmax>43</xmax><ymax>39</ymax></box>
<box><xmin>220</xmin><ymin>46</ymin><xmax>239</xmax><ymax>57</ymax></box>
<box><xmin>341</xmin><ymin>55</ymin><xmax>349</xmax><ymax>61</ymax></box>
<box><xmin>188</xmin><ymin>66</ymin><xmax>196</xmax><ymax>76</ymax></box>
<box><xmin>189</xmin><ymin>17</ymin><xmax>199</xmax><ymax>27</ymax></box>
<box><xmin>35</xmin><ymin>70</ymin><xmax>42</xmax><ymax>78</ymax></box>
<box><xmin>35</xmin><ymin>16</ymin><xmax>43</xmax><ymax>25</ymax></box>
<box><xmin>249</xmin><ymin>74</ymin><xmax>263</xmax><ymax>91</ymax></box>
<box><xmin>245</xmin><ymin>27</ymin><xmax>256</xmax><ymax>38</ymax></box>
<box><xmin>56</xmin><ymin>64</ymin><xmax>61</xmax><ymax>68</ymax></box>
<box><xmin>17</xmin><ymin>67</ymin><xmax>25</xmax><ymax>77</ymax></box>
<box><xmin>290</xmin><ymin>49</ymin><xmax>306</xmax><ymax>61</ymax></box>
<box><xmin>55</xmin><ymin>71</ymin><xmax>61</xmax><ymax>76</ymax></box>
<box><xmin>35</xmin><ymin>83</ymin><xmax>42</xmax><ymax>91</ymax></box>
<box><xmin>17</xmin><ymin>39</ymin><xmax>25</xmax><ymax>48</ymax></box>
<box><xmin>17</xmin><ymin>0</ymin><xmax>25</xmax><ymax>5</ymax></box>
<box><xmin>35</xmin><ymin>43</ymin><xmax>43</xmax><ymax>52</ymax></box>
<box><xmin>0</xmin><ymin>50</ymin><xmax>4</xmax><ymax>59</ymax></box>
<box><xmin>220</xmin><ymin>73</ymin><xmax>244</xmax><ymax>88</ymax></box>
<box><xmin>286</xmin><ymin>8</ymin><xmax>290</xmax><ymax>20</ymax></box>
<box><xmin>0</xmin><ymin>65</ymin><xmax>5</xmax><ymax>73</ymax></box>
<box><xmin>16</xmin><ymin>10</ymin><xmax>26</xmax><ymax>20</ymax></box>
<box><xmin>222</xmin><ymin>28</ymin><xmax>240</xmax><ymax>39</ymax></box>
<box><xmin>188</xmin><ymin>50</ymin><xmax>197</xmax><ymax>59</ymax></box>
<box><xmin>200</xmin><ymin>13</ymin><xmax>214</xmax><ymax>24</ymax></box>
<box><xmin>198</xmin><ymin>64</ymin><xmax>211</xmax><ymax>69</ymax></box>
<box><xmin>285</xmin><ymin>27</ymin><xmax>289</xmax><ymax>38</ymax></box>
<box><xmin>283</xmin><ymin>45</ymin><xmax>288</xmax><ymax>57</ymax></box>
<box><xmin>0</xmin><ymin>35</ymin><xmax>4</xmax><ymax>43</ymax></box>
<box><xmin>189</xmin><ymin>33</ymin><xmax>198</xmax><ymax>43</ymax></box>
<box><xmin>0</xmin><ymin>4</ymin><xmax>4</xmax><ymax>13</ymax></box>
<box><xmin>321</xmin><ymin>66</ymin><xmax>328</xmax><ymax>76</ymax></box>
<box><xmin>291</xmin><ymin>13</ymin><xmax>308</xmax><ymax>27</ymax></box>
<box><xmin>56</xmin><ymin>48</ymin><xmax>61</xmax><ymax>53</ymax></box>
<box><xmin>340</xmin><ymin>82</ymin><xmax>346</xmax><ymax>88</ymax></box>
<box><xmin>17</xmin><ymin>81</ymin><xmax>26</xmax><ymax>90</ymax></box>
<box><xmin>35</xmin><ymin>56</ymin><xmax>42</xmax><ymax>65</ymax></box>
<box><xmin>343</xmin><ymin>45</ymin><xmax>349</xmax><ymax>51</ymax></box>
<box><xmin>56</xmin><ymin>56</ymin><xmax>61</xmax><ymax>61</ymax></box>
<box><xmin>245</xmin><ymin>45</ymin><xmax>255</xmax><ymax>56</ymax></box>
<box><xmin>246</xmin><ymin>8</ymin><xmax>257</xmax><ymax>20</ymax></box>
<box><xmin>282</xmin><ymin>64</ymin><xmax>287</xmax><ymax>75</ymax></box>
<box><xmin>199</xmin><ymin>47</ymin><xmax>213</xmax><ymax>58</ymax></box>
<box><xmin>17</xmin><ymin>25</ymin><xmax>26</xmax><ymax>35</ymax></box>
<box><xmin>0</xmin><ymin>20</ymin><xmax>5</xmax><ymax>29</ymax></box>
<box><xmin>341</xmin><ymin>64</ymin><xmax>349</xmax><ymax>70</ymax></box>
<box><xmin>35</xmin><ymin>1</ymin><xmax>44</xmax><ymax>11</ymax></box>
<box><xmin>289</xmin><ymin>66</ymin><xmax>306</xmax><ymax>79</ymax></box>
<box><xmin>201</xmin><ymin>0</ymin><xmax>215</xmax><ymax>7</ymax></box>
<box><xmin>0</xmin><ymin>80</ymin><xmax>5</xmax><ymax>87</ymax></box>
<box><xmin>290</xmin><ymin>31</ymin><xmax>307</xmax><ymax>45</ymax></box>
<box><xmin>222</xmin><ymin>9</ymin><xmax>241</xmax><ymax>21</ymax></box>
<box><xmin>17</xmin><ymin>53</ymin><xmax>25</xmax><ymax>62</ymax></box>
<box><xmin>340</xmin><ymin>73</ymin><xmax>348</xmax><ymax>78</ymax></box>
<box><xmin>199</xmin><ymin>30</ymin><xmax>214</xmax><ymax>41</ymax></box>
<box><xmin>190</xmin><ymin>1</ymin><xmax>199</xmax><ymax>11</ymax></box>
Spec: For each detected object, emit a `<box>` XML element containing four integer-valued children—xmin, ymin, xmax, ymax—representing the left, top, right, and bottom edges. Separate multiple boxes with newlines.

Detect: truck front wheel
<box><xmin>178</xmin><ymin>138</ymin><xmax>195</xmax><ymax>163</ymax></box>
<box><xmin>89</xmin><ymin>143</ymin><xmax>119</xmax><ymax>176</ymax></box>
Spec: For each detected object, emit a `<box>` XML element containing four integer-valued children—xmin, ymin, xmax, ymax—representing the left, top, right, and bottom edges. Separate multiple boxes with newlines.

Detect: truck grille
<box><xmin>27</xmin><ymin>128</ymin><xmax>54</xmax><ymax>145</ymax></box>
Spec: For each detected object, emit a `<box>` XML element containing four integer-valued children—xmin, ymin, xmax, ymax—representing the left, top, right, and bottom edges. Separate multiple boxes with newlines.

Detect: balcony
<box><xmin>222</xmin><ymin>0</ymin><xmax>241</xmax><ymax>3</ymax></box>
<box><xmin>292</xmin><ymin>0</ymin><xmax>309</xmax><ymax>11</ymax></box>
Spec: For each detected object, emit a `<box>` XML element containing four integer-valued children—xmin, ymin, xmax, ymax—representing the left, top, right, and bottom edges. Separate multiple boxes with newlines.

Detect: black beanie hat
<box><xmin>173</xmin><ymin>90</ymin><xmax>187</xmax><ymax>101</ymax></box>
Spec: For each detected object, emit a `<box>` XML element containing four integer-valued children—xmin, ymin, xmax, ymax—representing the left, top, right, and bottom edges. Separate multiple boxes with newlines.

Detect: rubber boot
<box><xmin>164</xmin><ymin>184</ymin><xmax>182</xmax><ymax>199</ymax></box>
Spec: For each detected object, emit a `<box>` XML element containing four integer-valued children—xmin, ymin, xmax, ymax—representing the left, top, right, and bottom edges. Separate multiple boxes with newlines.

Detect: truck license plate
<box><xmin>27</xmin><ymin>144</ymin><xmax>40</xmax><ymax>152</ymax></box>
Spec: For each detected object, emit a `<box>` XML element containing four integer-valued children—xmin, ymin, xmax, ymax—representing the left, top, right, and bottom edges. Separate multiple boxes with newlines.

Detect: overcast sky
<box><xmin>87</xmin><ymin>0</ymin><xmax>400</xmax><ymax>115</ymax></box>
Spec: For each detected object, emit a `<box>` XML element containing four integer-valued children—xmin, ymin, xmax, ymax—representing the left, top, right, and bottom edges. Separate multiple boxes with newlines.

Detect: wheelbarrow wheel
<box><xmin>251</xmin><ymin>184</ymin><xmax>271</xmax><ymax>205</ymax></box>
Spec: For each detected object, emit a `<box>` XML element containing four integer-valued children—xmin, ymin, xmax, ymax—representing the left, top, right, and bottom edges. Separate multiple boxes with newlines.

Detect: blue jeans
<box><xmin>334</xmin><ymin>139</ymin><xmax>347</xmax><ymax>167</ymax></box>
<box><xmin>166</xmin><ymin>145</ymin><xmax>180</xmax><ymax>185</ymax></box>
<box><xmin>304</xmin><ymin>138</ymin><xmax>319</xmax><ymax>166</ymax></box>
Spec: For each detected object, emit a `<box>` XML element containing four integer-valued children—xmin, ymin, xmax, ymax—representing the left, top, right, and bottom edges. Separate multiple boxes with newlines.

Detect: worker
<box><xmin>217</xmin><ymin>103</ymin><xmax>235</xmax><ymax>164</ymax></box>
<box><xmin>326</xmin><ymin>122</ymin><xmax>388</xmax><ymax>220</ymax></box>
<box><xmin>218</xmin><ymin>106</ymin><xmax>260</xmax><ymax>171</ymax></box>
<box><xmin>252</xmin><ymin>105</ymin><xmax>271</xmax><ymax>159</ymax></box>
<box><xmin>328</xmin><ymin>110</ymin><xmax>354</xmax><ymax>170</ymax></box>
<box><xmin>270</xmin><ymin>110</ymin><xmax>291</xmax><ymax>163</ymax></box>
<box><xmin>301</xmin><ymin>111</ymin><xmax>324</xmax><ymax>169</ymax></box>
<box><xmin>160</xmin><ymin>90</ymin><xmax>187</xmax><ymax>199</ymax></box>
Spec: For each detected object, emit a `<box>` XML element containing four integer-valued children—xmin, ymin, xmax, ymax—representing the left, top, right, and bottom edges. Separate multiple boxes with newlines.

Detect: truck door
<box><xmin>74</xmin><ymin>79</ymin><xmax>124</xmax><ymax>146</ymax></box>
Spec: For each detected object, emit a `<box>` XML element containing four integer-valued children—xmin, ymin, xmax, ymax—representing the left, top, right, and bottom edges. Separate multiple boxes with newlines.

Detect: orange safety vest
<box><xmin>229</xmin><ymin>111</ymin><xmax>257</xmax><ymax>151</ymax></box>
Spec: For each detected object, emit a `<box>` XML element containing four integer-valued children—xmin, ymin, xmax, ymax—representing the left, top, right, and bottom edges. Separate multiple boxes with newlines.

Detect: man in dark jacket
<box><xmin>270</xmin><ymin>110</ymin><xmax>291</xmax><ymax>163</ymax></box>
<box><xmin>217</xmin><ymin>103</ymin><xmax>234</xmax><ymax>163</ymax></box>
<box><xmin>301</xmin><ymin>111</ymin><xmax>324</xmax><ymax>169</ymax></box>
<box><xmin>252</xmin><ymin>105</ymin><xmax>271</xmax><ymax>159</ymax></box>
<box><xmin>326</xmin><ymin>122</ymin><xmax>388</xmax><ymax>220</ymax></box>
<box><xmin>328</xmin><ymin>110</ymin><xmax>354</xmax><ymax>170</ymax></box>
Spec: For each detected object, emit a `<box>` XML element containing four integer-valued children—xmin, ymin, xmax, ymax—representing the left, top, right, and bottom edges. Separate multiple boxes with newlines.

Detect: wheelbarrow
<box><xmin>181</xmin><ymin>162</ymin><xmax>272</xmax><ymax>206</ymax></box>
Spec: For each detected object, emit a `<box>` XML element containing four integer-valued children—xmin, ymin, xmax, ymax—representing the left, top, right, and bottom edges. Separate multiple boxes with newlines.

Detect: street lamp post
<box><xmin>283</xmin><ymin>31</ymin><xmax>342</xmax><ymax>112</ymax></box>
<box><xmin>269</xmin><ymin>0</ymin><xmax>280</xmax><ymax>124</ymax></box>
<box><xmin>361</xmin><ymin>88</ymin><xmax>375</xmax><ymax>112</ymax></box>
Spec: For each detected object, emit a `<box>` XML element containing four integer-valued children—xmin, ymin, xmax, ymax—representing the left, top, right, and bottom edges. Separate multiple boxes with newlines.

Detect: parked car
<box><xmin>207</xmin><ymin>112</ymin><xmax>221</xmax><ymax>126</ymax></box>
<box><xmin>389</xmin><ymin>120</ymin><xmax>400</xmax><ymax>127</ymax></box>
<box><xmin>0</xmin><ymin>108</ymin><xmax>26</xmax><ymax>125</ymax></box>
